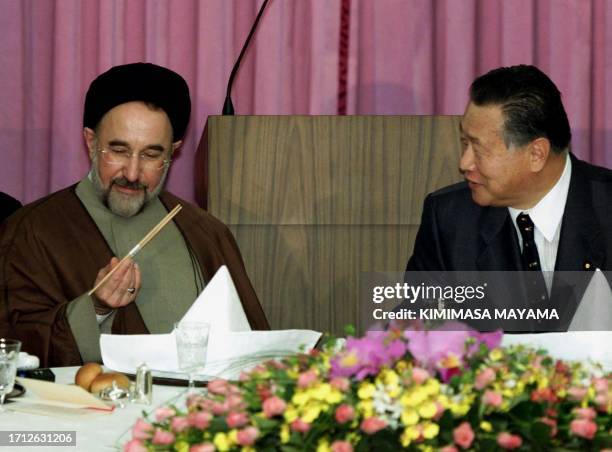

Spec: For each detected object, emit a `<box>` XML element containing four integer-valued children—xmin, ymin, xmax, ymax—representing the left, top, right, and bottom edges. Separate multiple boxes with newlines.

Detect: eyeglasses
<box><xmin>98</xmin><ymin>146</ymin><xmax>171</xmax><ymax>171</ymax></box>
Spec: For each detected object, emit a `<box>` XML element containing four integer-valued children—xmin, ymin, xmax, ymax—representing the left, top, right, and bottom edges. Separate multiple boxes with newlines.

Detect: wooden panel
<box><xmin>229</xmin><ymin>225</ymin><xmax>419</xmax><ymax>335</ymax></box>
<box><xmin>208</xmin><ymin>116</ymin><xmax>462</xmax><ymax>225</ymax></box>
<box><xmin>206</xmin><ymin>116</ymin><xmax>463</xmax><ymax>333</ymax></box>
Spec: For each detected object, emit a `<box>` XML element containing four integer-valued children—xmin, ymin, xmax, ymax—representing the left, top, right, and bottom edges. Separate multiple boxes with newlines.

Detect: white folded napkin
<box><xmin>502</xmin><ymin>331</ymin><xmax>612</xmax><ymax>370</ymax></box>
<box><xmin>569</xmin><ymin>269</ymin><xmax>612</xmax><ymax>331</ymax></box>
<box><xmin>100</xmin><ymin>265</ymin><xmax>322</xmax><ymax>379</ymax></box>
<box><xmin>101</xmin><ymin>329</ymin><xmax>321</xmax><ymax>380</ymax></box>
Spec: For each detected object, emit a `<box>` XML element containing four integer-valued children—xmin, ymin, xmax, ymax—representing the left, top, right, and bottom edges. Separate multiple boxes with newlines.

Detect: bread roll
<box><xmin>90</xmin><ymin>372</ymin><xmax>130</xmax><ymax>394</ymax></box>
<box><xmin>75</xmin><ymin>362</ymin><xmax>103</xmax><ymax>390</ymax></box>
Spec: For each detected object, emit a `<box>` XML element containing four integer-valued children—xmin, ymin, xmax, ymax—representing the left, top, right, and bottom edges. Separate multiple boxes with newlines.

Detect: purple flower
<box><xmin>404</xmin><ymin>321</ymin><xmax>502</xmax><ymax>380</ymax></box>
<box><xmin>330</xmin><ymin>330</ymin><xmax>407</xmax><ymax>380</ymax></box>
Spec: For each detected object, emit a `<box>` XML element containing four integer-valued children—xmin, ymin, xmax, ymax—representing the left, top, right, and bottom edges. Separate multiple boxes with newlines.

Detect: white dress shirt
<box><xmin>508</xmin><ymin>154</ymin><xmax>572</xmax><ymax>290</ymax></box>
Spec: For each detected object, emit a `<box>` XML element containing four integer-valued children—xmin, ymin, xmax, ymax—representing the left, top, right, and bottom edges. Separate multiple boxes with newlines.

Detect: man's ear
<box><xmin>171</xmin><ymin>140</ymin><xmax>183</xmax><ymax>156</ymax></box>
<box><xmin>83</xmin><ymin>127</ymin><xmax>97</xmax><ymax>160</ymax></box>
<box><xmin>528</xmin><ymin>137</ymin><xmax>551</xmax><ymax>172</ymax></box>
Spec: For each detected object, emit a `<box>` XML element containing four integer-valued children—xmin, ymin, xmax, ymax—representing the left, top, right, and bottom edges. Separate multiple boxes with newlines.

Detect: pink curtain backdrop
<box><xmin>1</xmin><ymin>0</ymin><xmax>610</xmax><ymax>205</ymax></box>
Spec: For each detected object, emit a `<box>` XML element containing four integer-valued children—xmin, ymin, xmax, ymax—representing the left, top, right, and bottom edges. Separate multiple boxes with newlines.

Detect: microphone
<box><xmin>222</xmin><ymin>0</ymin><xmax>270</xmax><ymax>115</ymax></box>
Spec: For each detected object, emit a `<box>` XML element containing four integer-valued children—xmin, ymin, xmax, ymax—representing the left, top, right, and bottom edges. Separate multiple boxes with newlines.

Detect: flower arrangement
<box><xmin>125</xmin><ymin>323</ymin><xmax>611</xmax><ymax>451</ymax></box>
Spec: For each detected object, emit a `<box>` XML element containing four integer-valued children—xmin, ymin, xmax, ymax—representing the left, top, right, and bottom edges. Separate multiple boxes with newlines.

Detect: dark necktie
<box><xmin>517</xmin><ymin>213</ymin><xmax>541</xmax><ymax>271</ymax></box>
<box><xmin>516</xmin><ymin>213</ymin><xmax>549</xmax><ymax>310</ymax></box>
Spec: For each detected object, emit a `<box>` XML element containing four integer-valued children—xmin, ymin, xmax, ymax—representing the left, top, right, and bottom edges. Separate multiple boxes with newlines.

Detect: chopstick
<box><xmin>87</xmin><ymin>204</ymin><xmax>182</xmax><ymax>296</ymax></box>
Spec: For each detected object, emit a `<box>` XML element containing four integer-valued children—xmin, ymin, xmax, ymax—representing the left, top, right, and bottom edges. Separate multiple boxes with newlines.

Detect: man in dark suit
<box><xmin>406</xmin><ymin>65</ymin><xmax>611</xmax><ymax>330</ymax></box>
<box><xmin>0</xmin><ymin>192</ymin><xmax>21</xmax><ymax>224</ymax></box>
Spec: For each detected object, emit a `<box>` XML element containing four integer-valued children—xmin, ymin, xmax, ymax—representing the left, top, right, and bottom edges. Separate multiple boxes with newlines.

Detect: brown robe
<box><xmin>0</xmin><ymin>185</ymin><xmax>269</xmax><ymax>367</ymax></box>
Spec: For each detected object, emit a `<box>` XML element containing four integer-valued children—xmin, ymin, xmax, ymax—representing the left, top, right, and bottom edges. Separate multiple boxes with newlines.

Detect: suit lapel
<box><xmin>555</xmin><ymin>155</ymin><xmax>605</xmax><ymax>271</ymax></box>
<box><xmin>550</xmin><ymin>156</ymin><xmax>605</xmax><ymax>328</ymax></box>
<box><xmin>476</xmin><ymin>207</ymin><xmax>523</xmax><ymax>271</ymax></box>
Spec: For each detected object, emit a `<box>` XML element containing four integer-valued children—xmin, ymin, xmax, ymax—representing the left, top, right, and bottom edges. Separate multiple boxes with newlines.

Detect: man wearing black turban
<box><xmin>0</xmin><ymin>63</ymin><xmax>269</xmax><ymax>367</ymax></box>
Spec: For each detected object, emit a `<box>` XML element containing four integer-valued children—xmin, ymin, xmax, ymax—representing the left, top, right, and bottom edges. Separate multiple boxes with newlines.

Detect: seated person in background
<box><xmin>0</xmin><ymin>192</ymin><xmax>21</xmax><ymax>223</ymax></box>
<box><xmin>406</xmin><ymin>65</ymin><xmax>611</xmax><ymax>330</ymax></box>
<box><xmin>0</xmin><ymin>63</ymin><xmax>269</xmax><ymax>367</ymax></box>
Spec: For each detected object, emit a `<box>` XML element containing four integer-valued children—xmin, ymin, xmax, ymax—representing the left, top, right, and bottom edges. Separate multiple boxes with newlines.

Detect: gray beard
<box><xmin>89</xmin><ymin>155</ymin><xmax>168</xmax><ymax>218</ymax></box>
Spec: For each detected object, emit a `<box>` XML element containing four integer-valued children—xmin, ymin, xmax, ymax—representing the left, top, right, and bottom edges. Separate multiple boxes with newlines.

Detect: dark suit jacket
<box><xmin>0</xmin><ymin>192</ymin><xmax>21</xmax><ymax>224</ymax></box>
<box><xmin>406</xmin><ymin>154</ymin><xmax>611</xmax><ymax>330</ymax></box>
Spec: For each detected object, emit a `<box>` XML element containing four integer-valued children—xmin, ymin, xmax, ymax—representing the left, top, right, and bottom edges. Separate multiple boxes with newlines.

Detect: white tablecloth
<box><xmin>3</xmin><ymin>367</ymin><xmax>186</xmax><ymax>452</ymax></box>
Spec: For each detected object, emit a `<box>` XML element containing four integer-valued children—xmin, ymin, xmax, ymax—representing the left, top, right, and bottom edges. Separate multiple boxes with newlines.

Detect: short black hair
<box><xmin>469</xmin><ymin>65</ymin><xmax>571</xmax><ymax>153</ymax></box>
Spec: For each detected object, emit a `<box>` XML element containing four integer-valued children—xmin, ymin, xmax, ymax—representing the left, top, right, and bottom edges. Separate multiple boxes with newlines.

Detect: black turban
<box><xmin>83</xmin><ymin>62</ymin><xmax>191</xmax><ymax>141</ymax></box>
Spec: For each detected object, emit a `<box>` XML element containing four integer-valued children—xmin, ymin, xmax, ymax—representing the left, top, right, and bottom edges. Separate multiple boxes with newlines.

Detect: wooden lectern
<box><xmin>196</xmin><ymin>116</ymin><xmax>463</xmax><ymax>335</ymax></box>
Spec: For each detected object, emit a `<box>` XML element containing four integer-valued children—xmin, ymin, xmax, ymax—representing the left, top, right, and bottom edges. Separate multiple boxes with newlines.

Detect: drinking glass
<box><xmin>174</xmin><ymin>322</ymin><xmax>210</xmax><ymax>391</ymax></box>
<box><xmin>0</xmin><ymin>338</ymin><xmax>21</xmax><ymax>411</ymax></box>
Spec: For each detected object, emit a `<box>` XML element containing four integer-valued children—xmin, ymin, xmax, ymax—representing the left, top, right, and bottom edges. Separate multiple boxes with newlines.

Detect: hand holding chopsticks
<box><xmin>87</xmin><ymin>204</ymin><xmax>182</xmax><ymax>297</ymax></box>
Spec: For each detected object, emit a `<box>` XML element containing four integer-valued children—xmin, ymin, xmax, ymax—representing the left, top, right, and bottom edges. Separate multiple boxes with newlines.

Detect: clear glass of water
<box><xmin>0</xmin><ymin>338</ymin><xmax>21</xmax><ymax>411</ymax></box>
<box><xmin>174</xmin><ymin>322</ymin><xmax>210</xmax><ymax>391</ymax></box>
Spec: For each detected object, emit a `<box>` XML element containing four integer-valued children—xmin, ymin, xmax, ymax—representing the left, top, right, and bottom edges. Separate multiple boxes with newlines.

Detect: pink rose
<box><xmin>170</xmin><ymin>416</ymin><xmax>190</xmax><ymax>433</ymax></box>
<box><xmin>439</xmin><ymin>446</ymin><xmax>459</xmax><ymax>452</ymax></box>
<box><xmin>131</xmin><ymin>418</ymin><xmax>153</xmax><ymax>440</ymax></box>
<box><xmin>212</xmin><ymin>401</ymin><xmax>229</xmax><ymax>416</ymax></box>
<box><xmin>226</xmin><ymin>411</ymin><xmax>249</xmax><ymax>428</ymax></box>
<box><xmin>330</xmin><ymin>377</ymin><xmax>350</xmax><ymax>392</ymax></box>
<box><xmin>573</xmin><ymin>407</ymin><xmax>597</xmax><ymax>420</ymax></box>
<box><xmin>360</xmin><ymin>417</ymin><xmax>387</xmax><ymax>435</ymax></box>
<box><xmin>474</xmin><ymin>367</ymin><xmax>496</xmax><ymax>390</ymax></box>
<box><xmin>592</xmin><ymin>377</ymin><xmax>609</xmax><ymax>393</ymax></box>
<box><xmin>595</xmin><ymin>393</ymin><xmax>609</xmax><ymax>410</ymax></box>
<box><xmin>226</xmin><ymin>394</ymin><xmax>246</xmax><ymax>411</ymax></box>
<box><xmin>262</xmin><ymin>396</ymin><xmax>287</xmax><ymax>418</ymax></box>
<box><xmin>124</xmin><ymin>439</ymin><xmax>147</xmax><ymax>452</ymax></box>
<box><xmin>154</xmin><ymin>406</ymin><xmax>176</xmax><ymax>422</ymax></box>
<box><xmin>570</xmin><ymin>419</ymin><xmax>597</xmax><ymax>440</ymax></box>
<box><xmin>411</xmin><ymin>367</ymin><xmax>429</xmax><ymax>385</ymax></box>
<box><xmin>189</xmin><ymin>443</ymin><xmax>216</xmax><ymax>452</ymax></box>
<box><xmin>331</xmin><ymin>440</ymin><xmax>353</xmax><ymax>452</ymax></box>
<box><xmin>483</xmin><ymin>390</ymin><xmax>503</xmax><ymax>408</ymax></box>
<box><xmin>290</xmin><ymin>419</ymin><xmax>311</xmax><ymax>433</ymax></box>
<box><xmin>335</xmin><ymin>404</ymin><xmax>356</xmax><ymax>424</ymax></box>
<box><xmin>297</xmin><ymin>370</ymin><xmax>318</xmax><ymax>388</ymax></box>
<box><xmin>207</xmin><ymin>379</ymin><xmax>230</xmax><ymax>395</ymax></box>
<box><xmin>453</xmin><ymin>422</ymin><xmax>475</xmax><ymax>449</ymax></box>
<box><xmin>497</xmin><ymin>432</ymin><xmax>522</xmax><ymax>449</ymax></box>
<box><xmin>236</xmin><ymin>426</ymin><xmax>259</xmax><ymax>446</ymax></box>
<box><xmin>151</xmin><ymin>429</ymin><xmax>175</xmax><ymax>445</ymax></box>
<box><xmin>188</xmin><ymin>411</ymin><xmax>212</xmax><ymax>430</ymax></box>
<box><xmin>567</xmin><ymin>386</ymin><xmax>588</xmax><ymax>401</ymax></box>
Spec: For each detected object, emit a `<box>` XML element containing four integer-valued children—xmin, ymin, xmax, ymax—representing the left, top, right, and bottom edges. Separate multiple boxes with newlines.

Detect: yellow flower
<box><xmin>316</xmin><ymin>438</ymin><xmax>331</xmax><ymax>452</ymax></box>
<box><xmin>241</xmin><ymin>448</ymin><xmax>256</xmax><ymax>452</ymax></box>
<box><xmin>418</xmin><ymin>402</ymin><xmax>437</xmax><ymax>419</ymax></box>
<box><xmin>174</xmin><ymin>441</ymin><xmax>189</xmax><ymax>452</ymax></box>
<box><xmin>302</xmin><ymin>404</ymin><xmax>322</xmax><ymax>423</ymax></box>
<box><xmin>480</xmin><ymin>421</ymin><xmax>492</xmax><ymax>432</ymax></box>
<box><xmin>418</xmin><ymin>446</ymin><xmax>435</xmax><ymax>452</ymax></box>
<box><xmin>422</xmin><ymin>422</ymin><xmax>439</xmax><ymax>439</ymax></box>
<box><xmin>284</xmin><ymin>406</ymin><xmax>299</xmax><ymax>423</ymax></box>
<box><xmin>213</xmin><ymin>432</ymin><xmax>231</xmax><ymax>452</ymax></box>
<box><xmin>401</xmin><ymin>408</ymin><xmax>419</xmax><ymax>426</ymax></box>
<box><xmin>312</xmin><ymin>384</ymin><xmax>331</xmax><ymax>401</ymax></box>
<box><xmin>401</xmin><ymin>389</ymin><xmax>427</xmax><ymax>407</ymax></box>
<box><xmin>401</xmin><ymin>425</ymin><xmax>421</xmax><ymax>446</ymax></box>
<box><xmin>423</xmin><ymin>379</ymin><xmax>441</xmax><ymax>396</ymax></box>
<box><xmin>280</xmin><ymin>424</ymin><xmax>290</xmax><ymax>443</ymax></box>
<box><xmin>292</xmin><ymin>391</ymin><xmax>309</xmax><ymax>406</ymax></box>
<box><xmin>357</xmin><ymin>400</ymin><xmax>374</xmax><ymax>417</ymax></box>
<box><xmin>228</xmin><ymin>430</ymin><xmax>238</xmax><ymax>443</ymax></box>
<box><xmin>489</xmin><ymin>348</ymin><xmax>504</xmax><ymax>361</ymax></box>
<box><xmin>358</xmin><ymin>383</ymin><xmax>376</xmax><ymax>400</ymax></box>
